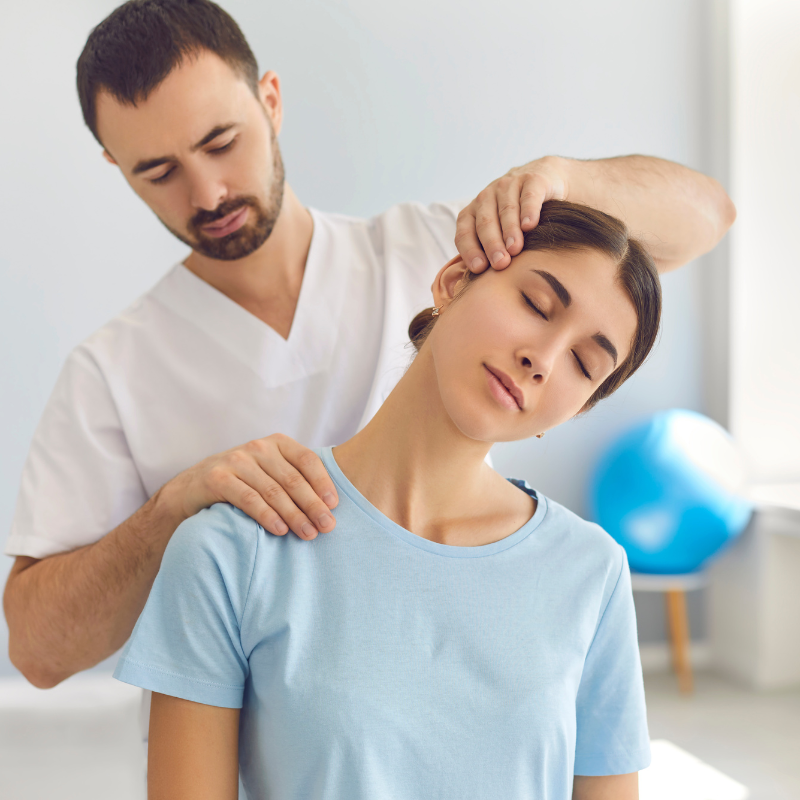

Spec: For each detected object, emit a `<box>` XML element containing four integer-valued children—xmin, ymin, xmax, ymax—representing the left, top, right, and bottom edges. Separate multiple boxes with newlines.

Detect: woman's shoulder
<box><xmin>535</xmin><ymin>492</ymin><xmax>625</xmax><ymax>570</ymax></box>
<box><xmin>165</xmin><ymin>502</ymin><xmax>262</xmax><ymax>571</ymax></box>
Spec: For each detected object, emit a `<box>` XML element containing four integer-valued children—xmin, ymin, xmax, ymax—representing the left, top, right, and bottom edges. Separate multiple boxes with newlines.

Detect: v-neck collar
<box><xmin>149</xmin><ymin>208</ymin><xmax>348</xmax><ymax>388</ymax></box>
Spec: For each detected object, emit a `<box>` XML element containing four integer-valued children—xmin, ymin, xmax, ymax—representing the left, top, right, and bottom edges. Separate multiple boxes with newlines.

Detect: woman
<box><xmin>115</xmin><ymin>201</ymin><xmax>661</xmax><ymax>800</ymax></box>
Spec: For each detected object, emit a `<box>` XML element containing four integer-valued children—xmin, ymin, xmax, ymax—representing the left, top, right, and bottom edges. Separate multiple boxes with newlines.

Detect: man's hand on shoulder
<box><xmin>456</xmin><ymin>156</ymin><xmax>569</xmax><ymax>274</ymax></box>
<box><xmin>161</xmin><ymin>435</ymin><xmax>338</xmax><ymax>540</ymax></box>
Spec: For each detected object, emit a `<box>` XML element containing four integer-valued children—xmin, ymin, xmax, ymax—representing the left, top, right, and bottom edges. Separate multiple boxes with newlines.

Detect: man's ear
<box><xmin>431</xmin><ymin>255</ymin><xmax>470</xmax><ymax>312</ymax></box>
<box><xmin>102</xmin><ymin>150</ymin><xmax>117</xmax><ymax>166</ymax></box>
<box><xmin>258</xmin><ymin>70</ymin><xmax>283</xmax><ymax>134</ymax></box>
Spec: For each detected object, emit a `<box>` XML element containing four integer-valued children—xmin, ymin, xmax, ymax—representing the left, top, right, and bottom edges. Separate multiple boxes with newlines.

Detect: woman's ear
<box><xmin>431</xmin><ymin>255</ymin><xmax>470</xmax><ymax>311</ymax></box>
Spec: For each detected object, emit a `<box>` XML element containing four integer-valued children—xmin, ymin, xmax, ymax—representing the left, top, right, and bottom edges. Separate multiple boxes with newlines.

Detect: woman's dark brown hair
<box><xmin>408</xmin><ymin>200</ymin><xmax>662</xmax><ymax>411</ymax></box>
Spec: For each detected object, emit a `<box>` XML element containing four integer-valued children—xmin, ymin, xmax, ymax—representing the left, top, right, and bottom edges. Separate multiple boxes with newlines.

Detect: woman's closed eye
<box><xmin>522</xmin><ymin>291</ymin><xmax>593</xmax><ymax>380</ymax></box>
<box><xmin>521</xmin><ymin>291</ymin><xmax>548</xmax><ymax>321</ymax></box>
<box><xmin>572</xmin><ymin>351</ymin><xmax>592</xmax><ymax>380</ymax></box>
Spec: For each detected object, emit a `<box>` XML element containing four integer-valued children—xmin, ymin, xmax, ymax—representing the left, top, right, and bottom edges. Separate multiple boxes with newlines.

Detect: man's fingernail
<box><xmin>301</xmin><ymin>523</ymin><xmax>317</xmax><ymax>538</ymax></box>
<box><xmin>318</xmin><ymin>513</ymin><xmax>332</xmax><ymax>528</ymax></box>
<box><xmin>471</xmin><ymin>257</ymin><xmax>484</xmax><ymax>270</ymax></box>
<box><xmin>522</xmin><ymin>217</ymin><xmax>531</xmax><ymax>226</ymax></box>
<box><xmin>322</xmin><ymin>492</ymin><xmax>336</xmax><ymax>507</ymax></box>
<box><xmin>505</xmin><ymin>236</ymin><xmax>514</xmax><ymax>249</ymax></box>
<box><xmin>275</xmin><ymin>520</ymin><xmax>288</xmax><ymax>535</ymax></box>
<box><xmin>491</xmin><ymin>251</ymin><xmax>504</xmax><ymax>265</ymax></box>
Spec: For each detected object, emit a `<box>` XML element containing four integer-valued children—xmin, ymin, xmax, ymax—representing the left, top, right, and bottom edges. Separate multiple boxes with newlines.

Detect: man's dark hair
<box><xmin>77</xmin><ymin>0</ymin><xmax>259</xmax><ymax>145</ymax></box>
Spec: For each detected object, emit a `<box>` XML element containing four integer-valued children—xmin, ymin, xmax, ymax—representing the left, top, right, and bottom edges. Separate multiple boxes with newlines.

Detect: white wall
<box><xmin>0</xmin><ymin>0</ymin><xmax>722</xmax><ymax>677</ymax></box>
<box><xmin>729</xmin><ymin>0</ymin><xmax>800</xmax><ymax>482</ymax></box>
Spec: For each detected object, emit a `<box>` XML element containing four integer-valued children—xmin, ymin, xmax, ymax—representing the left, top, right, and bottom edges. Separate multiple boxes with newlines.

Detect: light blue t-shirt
<box><xmin>115</xmin><ymin>447</ymin><xmax>650</xmax><ymax>799</ymax></box>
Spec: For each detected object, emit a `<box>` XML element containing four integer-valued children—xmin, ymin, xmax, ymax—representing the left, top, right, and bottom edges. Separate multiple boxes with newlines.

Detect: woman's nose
<box><xmin>520</xmin><ymin>341</ymin><xmax>558</xmax><ymax>384</ymax></box>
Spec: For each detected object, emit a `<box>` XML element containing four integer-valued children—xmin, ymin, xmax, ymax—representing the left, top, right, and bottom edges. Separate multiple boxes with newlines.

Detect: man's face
<box><xmin>96</xmin><ymin>51</ymin><xmax>284</xmax><ymax>261</ymax></box>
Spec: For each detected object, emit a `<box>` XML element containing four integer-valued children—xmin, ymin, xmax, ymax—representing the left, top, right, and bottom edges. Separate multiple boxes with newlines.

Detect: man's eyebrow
<box><xmin>532</xmin><ymin>269</ymin><xmax>571</xmax><ymax>308</ymax></box>
<box><xmin>131</xmin><ymin>124</ymin><xmax>236</xmax><ymax>175</ymax></box>
<box><xmin>592</xmin><ymin>333</ymin><xmax>618</xmax><ymax>367</ymax></box>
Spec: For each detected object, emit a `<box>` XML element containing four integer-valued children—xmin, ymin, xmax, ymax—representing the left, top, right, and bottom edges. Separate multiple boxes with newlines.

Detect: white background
<box><xmin>0</xmin><ymin>0</ymin><xmax>726</xmax><ymax>676</ymax></box>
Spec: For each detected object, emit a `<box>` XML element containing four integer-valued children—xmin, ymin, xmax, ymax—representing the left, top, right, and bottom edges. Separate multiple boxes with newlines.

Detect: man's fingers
<box><xmin>246</xmin><ymin>441</ymin><xmax>336</xmax><ymax>537</ymax></box>
<box><xmin>213</xmin><ymin>472</ymin><xmax>291</xmax><ymax>537</ymax></box>
<box><xmin>276</xmin><ymin>437</ymin><xmax>339</xmax><ymax>510</ymax></box>
<box><xmin>496</xmin><ymin>177</ymin><xmax>524</xmax><ymax>257</ymax></box>
<box><xmin>519</xmin><ymin>173</ymin><xmax>551</xmax><ymax>231</ymax></box>
<box><xmin>455</xmin><ymin>208</ymin><xmax>489</xmax><ymax>273</ymax></box>
<box><xmin>258</xmin><ymin>474</ymin><xmax>325</xmax><ymax>540</ymax></box>
<box><xmin>474</xmin><ymin>193</ymin><xmax>512</xmax><ymax>270</ymax></box>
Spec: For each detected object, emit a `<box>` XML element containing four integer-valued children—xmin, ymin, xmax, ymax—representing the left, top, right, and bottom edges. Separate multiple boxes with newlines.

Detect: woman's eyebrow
<box><xmin>593</xmin><ymin>333</ymin><xmax>618</xmax><ymax>366</ymax></box>
<box><xmin>531</xmin><ymin>270</ymin><xmax>571</xmax><ymax>307</ymax></box>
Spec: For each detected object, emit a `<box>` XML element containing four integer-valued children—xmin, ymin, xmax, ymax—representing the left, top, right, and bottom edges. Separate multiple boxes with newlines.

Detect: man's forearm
<box><xmin>3</xmin><ymin>486</ymin><xmax>184</xmax><ymax>688</ymax></box>
<box><xmin>562</xmin><ymin>154</ymin><xmax>736</xmax><ymax>272</ymax></box>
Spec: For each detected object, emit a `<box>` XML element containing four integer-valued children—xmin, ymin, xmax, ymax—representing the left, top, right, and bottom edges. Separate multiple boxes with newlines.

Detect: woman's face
<box><xmin>428</xmin><ymin>248</ymin><xmax>638</xmax><ymax>443</ymax></box>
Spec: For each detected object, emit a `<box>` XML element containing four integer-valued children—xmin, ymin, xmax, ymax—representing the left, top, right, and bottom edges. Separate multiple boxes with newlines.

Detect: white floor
<box><xmin>644</xmin><ymin>671</ymin><xmax>800</xmax><ymax>800</ymax></box>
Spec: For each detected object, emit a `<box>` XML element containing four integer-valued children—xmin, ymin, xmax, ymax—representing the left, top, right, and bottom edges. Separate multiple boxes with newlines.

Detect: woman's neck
<box><xmin>333</xmin><ymin>347</ymin><xmax>535</xmax><ymax>547</ymax></box>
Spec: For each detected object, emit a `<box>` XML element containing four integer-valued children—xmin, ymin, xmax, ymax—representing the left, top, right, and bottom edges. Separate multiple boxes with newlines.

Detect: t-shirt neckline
<box><xmin>319</xmin><ymin>446</ymin><xmax>547</xmax><ymax>558</ymax></box>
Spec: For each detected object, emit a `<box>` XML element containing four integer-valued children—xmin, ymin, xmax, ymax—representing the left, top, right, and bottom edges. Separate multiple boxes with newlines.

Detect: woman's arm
<box><xmin>573</xmin><ymin>772</ymin><xmax>639</xmax><ymax>800</ymax></box>
<box><xmin>148</xmin><ymin>692</ymin><xmax>241</xmax><ymax>800</ymax></box>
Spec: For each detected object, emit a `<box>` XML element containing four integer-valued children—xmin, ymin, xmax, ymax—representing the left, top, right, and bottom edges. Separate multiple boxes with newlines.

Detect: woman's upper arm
<box><xmin>573</xmin><ymin>772</ymin><xmax>639</xmax><ymax>800</ymax></box>
<box><xmin>148</xmin><ymin>692</ymin><xmax>241</xmax><ymax>800</ymax></box>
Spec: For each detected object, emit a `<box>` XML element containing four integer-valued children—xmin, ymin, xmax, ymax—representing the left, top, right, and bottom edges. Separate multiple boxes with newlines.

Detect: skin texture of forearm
<box><xmin>563</xmin><ymin>154</ymin><xmax>736</xmax><ymax>273</ymax></box>
<box><xmin>148</xmin><ymin>693</ymin><xmax>240</xmax><ymax>800</ymax></box>
<box><xmin>3</xmin><ymin>486</ymin><xmax>184</xmax><ymax>688</ymax></box>
<box><xmin>572</xmin><ymin>772</ymin><xmax>639</xmax><ymax>800</ymax></box>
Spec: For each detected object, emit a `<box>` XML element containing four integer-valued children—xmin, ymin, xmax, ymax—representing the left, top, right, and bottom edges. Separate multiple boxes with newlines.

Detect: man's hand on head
<box><xmin>161</xmin><ymin>435</ymin><xmax>338</xmax><ymax>540</ymax></box>
<box><xmin>456</xmin><ymin>156</ymin><xmax>570</xmax><ymax>273</ymax></box>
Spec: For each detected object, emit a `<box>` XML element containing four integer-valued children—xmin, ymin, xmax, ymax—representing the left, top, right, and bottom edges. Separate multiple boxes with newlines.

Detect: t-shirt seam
<box><xmin>240</xmin><ymin>516</ymin><xmax>261</xmax><ymax>630</ymax></box>
<box><xmin>118</xmin><ymin>657</ymin><xmax>244</xmax><ymax>690</ymax></box>
<box><xmin>584</xmin><ymin>545</ymin><xmax>626</xmax><ymax>655</ymax></box>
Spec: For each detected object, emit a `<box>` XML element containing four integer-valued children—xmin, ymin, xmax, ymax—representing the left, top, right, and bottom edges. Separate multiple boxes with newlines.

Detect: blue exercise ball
<box><xmin>589</xmin><ymin>409</ymin><xmax>753</xmax><ymax>574</ymax></box>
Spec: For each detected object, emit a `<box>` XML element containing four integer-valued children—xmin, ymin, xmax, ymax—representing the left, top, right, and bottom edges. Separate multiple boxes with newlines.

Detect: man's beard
<box><xmin>163</xmin><ymin>128</ymin><xmax>286</xmax><ymax>261</ymax></box>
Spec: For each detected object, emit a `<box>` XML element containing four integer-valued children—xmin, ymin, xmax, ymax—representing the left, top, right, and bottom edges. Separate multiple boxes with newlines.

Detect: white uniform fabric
<box><xmin>6</xmin><ymin>202</ymin><xmax>463</xmax><ymax>559</ymax></box>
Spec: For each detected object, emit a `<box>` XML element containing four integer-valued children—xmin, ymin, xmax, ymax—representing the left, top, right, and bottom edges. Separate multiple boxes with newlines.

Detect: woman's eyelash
<box><xmin>521</xmin><ymin>292</ymin><xmax>548</xmax><ymax>320</ymax></box>
<box><xmin>573</xmin><ymin>351</ymin><xmax>592</xmax><ymax>380</ymax></box>
<box><xmin>149</xmin><ymin>140</ymin><xmax>236</xmax><ymax>184</ymax></box>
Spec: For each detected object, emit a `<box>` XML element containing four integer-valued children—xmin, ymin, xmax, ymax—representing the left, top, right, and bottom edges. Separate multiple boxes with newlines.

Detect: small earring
<box><xmin>536</xmin><ymin>432</ymin><xmax>545</xmax><ymax>439</ymax></box>
<box><xmin>431</xmin><ymin>307</ymin><xmax>440</xmax><ymax>316</ymax></box>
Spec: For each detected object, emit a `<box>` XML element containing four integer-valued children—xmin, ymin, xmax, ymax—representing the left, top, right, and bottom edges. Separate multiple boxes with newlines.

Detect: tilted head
<box><xmin>77</xmin><ymin>0</ymin><xmax>284</xmax><ymax>261</ymax></box>
<box><xmin>408</xmin><ymin>201</ymin><xmax>662</xmax><ymax>442</ymax></box>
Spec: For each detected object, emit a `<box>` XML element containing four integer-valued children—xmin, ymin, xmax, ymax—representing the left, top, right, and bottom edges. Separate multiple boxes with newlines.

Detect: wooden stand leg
<box><xmin>665</xmin><ymin>589</ymin><xmax>693</xmax><ymax>694</ymax></box>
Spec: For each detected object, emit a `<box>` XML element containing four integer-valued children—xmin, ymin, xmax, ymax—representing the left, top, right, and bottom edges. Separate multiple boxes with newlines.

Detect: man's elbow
<box><xmin>8</xmin><ymin>637</ymin><xmax>68</xmax><ymax>689</ymax></box>
<box><xmin>708</xmin><ymin>178</ymin><xmax>737</xmax><ymax>245</ymax></box>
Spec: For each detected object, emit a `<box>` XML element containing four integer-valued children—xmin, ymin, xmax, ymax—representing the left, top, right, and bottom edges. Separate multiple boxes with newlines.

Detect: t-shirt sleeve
<box><xmin>574</xmin><ymin>546</ymin><xmax>651</xmax><ymax>776</ymax></box>
<box><xmin>5</xmin><ymin>346</ymin><xmax>148</xmax><ymax>558</ymax></box>
<box><xmin>114</xmin><ymin>504</ymin><xmax>259</xmax><ymax>709</ymax></box>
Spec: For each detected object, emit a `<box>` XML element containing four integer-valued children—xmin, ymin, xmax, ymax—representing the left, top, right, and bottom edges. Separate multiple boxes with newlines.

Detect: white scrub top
<box><xmin>6</xmin><ymin>201</ymin><xmax>463</xmax><ymax>559</ymax></box>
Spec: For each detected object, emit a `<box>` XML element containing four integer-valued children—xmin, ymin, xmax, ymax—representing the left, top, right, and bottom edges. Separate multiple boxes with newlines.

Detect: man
<box><xmin>4</xmin><ymin>0</ymin><xmax>734</xmax><ymax>691</ymax></box>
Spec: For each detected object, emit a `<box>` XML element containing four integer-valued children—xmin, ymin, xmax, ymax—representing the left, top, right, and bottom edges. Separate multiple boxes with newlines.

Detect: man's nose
<box><xmin>187</xmin><ymin>166</ymin><xmax>227</xmax><ymax>212</ymax></box>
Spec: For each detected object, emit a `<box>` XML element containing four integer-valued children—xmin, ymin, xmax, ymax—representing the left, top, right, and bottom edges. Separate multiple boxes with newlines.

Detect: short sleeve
<box><xmin>574</xmin><ymin>547</ymin><xmax>651</xmax><ymax>775</ymax></box>
<box><xmin>114</xmin><ymin>504</ymin><xmax>259</xmax><ymax>709</ymax></box>
<box><xmin>5</xmin><ymin>347</ymin><xmax>148</xmax><ymax>558</ymax></box>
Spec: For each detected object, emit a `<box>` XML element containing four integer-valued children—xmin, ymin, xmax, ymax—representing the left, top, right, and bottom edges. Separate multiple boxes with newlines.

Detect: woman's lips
<box><xmin>484</xmin><ymin>365</ymin><xmax>523</xmax><ymax>411</ymax></box>
<box><xmin>201</xmin><ymin>206</ymin><xmax>249</xmax><ymax>238</ymax></box>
